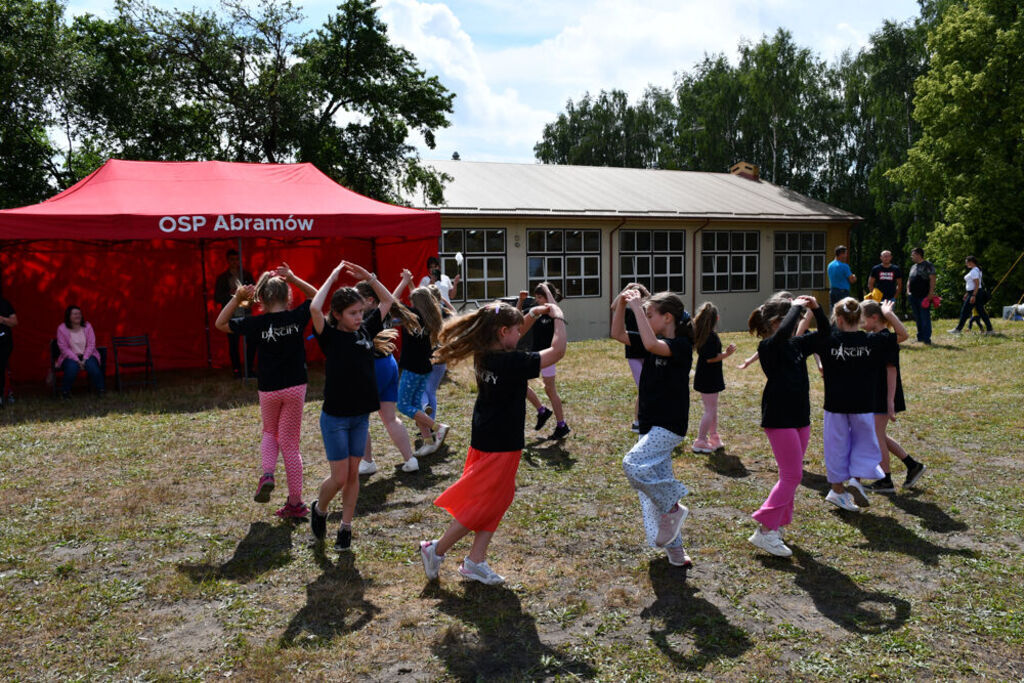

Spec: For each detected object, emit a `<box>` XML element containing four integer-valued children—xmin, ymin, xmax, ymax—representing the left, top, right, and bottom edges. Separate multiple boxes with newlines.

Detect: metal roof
<box><xmin>413</xmin><ymin>160</ymin><xmax>860</xmax><ymax>223</ymax></box>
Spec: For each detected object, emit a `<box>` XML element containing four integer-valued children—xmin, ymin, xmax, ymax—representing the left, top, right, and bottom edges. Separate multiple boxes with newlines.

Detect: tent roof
<box><xmin>0</xmin><ymin>159</ymin><xmax>439</xmax><ymax>241</ymax></box>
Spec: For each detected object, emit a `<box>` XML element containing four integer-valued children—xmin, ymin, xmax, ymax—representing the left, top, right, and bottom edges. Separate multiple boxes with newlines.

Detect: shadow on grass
<box><xmin>704</xmin><ymin>450</ymin><xmax>749</xmax><ymax>478</ymax></box>
<box><xmin>641</xmin><ymin>560</ymin><xmax>752</xmax><ymax>671</ymax></box>
<box><xmin>799</xmin><ymin>469</ymin><xmax>831</xmax><ymax>495</ymax></box>
<box><xmin>760</xmin><ymin>546</ymin><xmax>911</xmax><ymax>634</ymax></box>
<box><xmin>423</xmin><ymin>582</ymin><xmax>595</xmax><ymax>681</ymax></box>
<box><xmin>279</xmin><ymin>544</ymin><xmax>379</xmax><ymax>648</ymax></box>
<box><xmin>522</xmin><ymin>438</ymin><xmax>577</xmax><ymax>470</ymax></box>
<box><xmin>177</xmin><ymin>521</ymin><xmax>294</xmax><ymax>583</ymax></box>
<box><xmin>838</xmin><ymin>512</ymin><xmax>977</xmax><ymax>566</ymax></box>
<box><xmin>887</xmin><ymin>490</ymin><xmax>968</xmax><ymax>533</ymax></box>
<box><xmin>356</xmin><ymin>459</ymin><xmax>451</xmax><ymax>515</ymax></box>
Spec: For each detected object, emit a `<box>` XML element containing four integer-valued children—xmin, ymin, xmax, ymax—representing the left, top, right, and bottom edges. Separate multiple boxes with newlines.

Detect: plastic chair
<box><xmin>112</xmin><ymin>334</ymin><xmax>155</xmax><ymax>391</ymax></box>
<box><xmin>50</xmin><ymin>339</ymin><xmax>108</xmax><ymax>397</ymax></box>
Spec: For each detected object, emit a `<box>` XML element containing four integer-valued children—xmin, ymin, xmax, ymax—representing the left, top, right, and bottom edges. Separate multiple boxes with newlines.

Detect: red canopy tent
<box><xmin>0</xmin><ymin>159</ymin><xmax>440</xmax><ymax>385</ymax></box>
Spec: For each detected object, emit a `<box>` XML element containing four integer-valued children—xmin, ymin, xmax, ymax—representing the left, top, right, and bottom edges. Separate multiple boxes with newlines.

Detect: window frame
<box><xmin>526</xmin><ymin>228</ymin><xmax>602</xmax><ymax>298</ymax></box>
<box><xmin>700</xmin><ymin>230</ymin><xmax>760</xmax><ymax>293</ymax></box>
<box><xmin>438</xmin><ymin>228</ymin><xmax>508</xmax><ymax>303</ymax></box>
<box><xmin>618</xmin><ymin>229</ymin><xmax>687</xmax><ymax>294</ymax></box>
<box><xmin>773</xmin><ymin>231</ymin><xmax>826</xmax><ymax>291</ymax></box>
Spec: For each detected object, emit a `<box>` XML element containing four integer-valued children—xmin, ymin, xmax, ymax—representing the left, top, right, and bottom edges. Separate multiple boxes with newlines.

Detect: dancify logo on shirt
<box><xmin>476</xmin><ymin>369</ymin><xmax>499</xmax><ymax>385</ymax></box>
<box><xmin>262</xmin><ymin>323</ymin><xmax>302</xmax><ymax>343</ymax></box>
<box><xmin>356</xmin><ymin>338</ymin><xmax>373</xmax><ymax>350</ymax></box>
<box><xmin>830</xmin><ymin>344</ymin><xmax>872</xmax><ymax>361</ymax></box>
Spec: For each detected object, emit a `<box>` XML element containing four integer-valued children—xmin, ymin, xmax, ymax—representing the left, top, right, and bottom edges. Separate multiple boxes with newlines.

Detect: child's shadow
<box><xmin>799</xmin><ymin>469</ymin><xmax>831</xmax><ymax>495</ymax></box>
<box><xmin>759</xmin><ymin>546</ymin><xmax>910</xmax><ymax>633</ymax></box>
<box><xmin>704</xmin><ymin>449</ymin><xmax>749</xmax><ymax>478</ymax></box>
<box><xmin>838</xmin><ymin>512</ymin><xmax>977</xmax><ymax>566</ymax></box>
<box><xmin>889</xmin><ymin>491</ymin><xmax>968</xmax><ymax>533</ymax></box>
<box><xmin>177</xmin><ymin>520</ymin><xmax>294</xmax><ymax>583</ymax></box>
<box><xmin>279</xmin><ymin>545</ymin><xmax>379</xmax><ymax>647</ymax></box>
<box><xmin>641</xmin><ymin>560</ymin><xmax>753</xmax><ymax>671</ymax></box>
<box><xmin>358</xmin><ymin>464</ymin><xmax>449</xmax><ymax>514</ymax></box>
<box><xmin>522</xmin><ymin>438</ymin><xmax>577</xmax><ymax>470</ymax></box>
<box><xmin>422</xmin><ymin>582</ymin><xmax>595</xmax><ymax>681</ymax></box>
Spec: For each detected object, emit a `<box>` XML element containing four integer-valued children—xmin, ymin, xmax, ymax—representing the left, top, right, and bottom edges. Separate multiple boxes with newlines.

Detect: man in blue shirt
<box><xmin>826</xmin><ymin>245</ymin><xmax>856</xmax><ymax>309</ymax></box>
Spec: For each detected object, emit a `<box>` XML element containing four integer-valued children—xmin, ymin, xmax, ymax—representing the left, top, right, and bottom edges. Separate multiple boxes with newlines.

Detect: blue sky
<box><xmin>67</xmin><ymin>0</ymin><xmax>923</xmax><ymax>163</ymax></box>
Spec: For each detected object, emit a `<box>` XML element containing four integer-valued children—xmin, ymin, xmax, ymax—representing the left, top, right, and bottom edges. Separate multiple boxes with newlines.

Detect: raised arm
<box><xmin>538</xmin><ymin>303</ymin><xmax>567</xmax><ymax>368</ymax></box>
<box><xmin>276</xmin><ymin>263</ymin><xmax>317</xmax><ymax>299</ymax></box>
<box><xmin>625</xmin><ymin>290</ymin><xmax>673</xmax><ymax>357</ymax></box>
<box><xmin>879</xmin><ymin>299</ymin><xmax>908</xmax><ymax>343</ymax></box>
<box><xmin>215</xmin><ymin>284</ymin><xmax>255</xmax><ymax>333</ymax></box>
<box><xmin>610</xmin><ymin>288</ymin><xmax>631</xmax><ymax>345</ymax></box>
<box><xmin>342</xmin><ymin>262</ymin><xmax>394</xmax><ymax>318</ymax></box>
<box><xmin>0</xmin><ymin>312</ymin><xmax>17</xmax><ymax>327</ymax></box>
<box><xmin>392</xmin><ymin>269</ymin><xmax>413</xmax><ymax>301</ymax></box>
<box><xmin>311</xmin><ymin>262</ymin><xmax>344</xmax><ymax>334</ymax></box>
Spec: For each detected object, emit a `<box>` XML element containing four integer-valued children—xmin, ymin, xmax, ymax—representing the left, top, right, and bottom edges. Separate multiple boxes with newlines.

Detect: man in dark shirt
<box><xmin>906</xmin><ymin>247</ymin><xmax>937</xmax><ymax>344</ymax></box>
<box><xmin>867</xmin><ymin>250</ymin><xmax>902</xmax><ymax>302</ymax></box>
<box><xmin>214</xmin><ymin>249</ymin><xmax>256</xmax><ymax>377</ymax></box>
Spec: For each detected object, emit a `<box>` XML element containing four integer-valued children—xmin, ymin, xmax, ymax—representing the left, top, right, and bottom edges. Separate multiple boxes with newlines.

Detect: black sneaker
<box><xmin>335</xmin><ymin>525</ymin><xmax>352</xmax><ymax>551</ymax></box>
<box><xmin>904</xmin><ymin>462</ymin><xmax>926</xmax><ymax>489</ymax></box>
<box><xmin>535</xmin><ymin>407</ymin><xmax>553</xmax><ymax>430</ymax></box>
<box><xmin>310</xmin><ymin>500</ymin><xmax>327</xmax><ymax>540</ymax></box>
<box><xmin>551</xmin><ymin>423</ymin><xmax>571</xmax><ymax>440</ymax></box>
<box><xmin>866</xmin><ymin>477</ymin><xmax>896</xmax><ymax>494</ymax></box>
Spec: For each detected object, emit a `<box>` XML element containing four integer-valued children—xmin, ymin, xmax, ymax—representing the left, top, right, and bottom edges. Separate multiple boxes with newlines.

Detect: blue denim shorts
<box><xmin>374</xmin><ymin>355</ymin><xmax>400</xmax><ymax>404</ymax></box>
<box><xmin>320</xmin><ymin>411</ymin><xmax>370</xmax><ymax>461</ymax></box>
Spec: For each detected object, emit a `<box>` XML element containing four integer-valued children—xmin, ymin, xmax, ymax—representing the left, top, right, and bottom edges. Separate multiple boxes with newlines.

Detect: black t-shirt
<box><xmin>399</xmin><ymin>311</ymin><xmax>433</xmax><ymax>375</ymax></box>
<box><xmin>758</xmin><ymin>305</ymin><xmax>829</xmax><ymax>429</ymax></box>
<box><xmin>629</xmin><ymin>333</ymin><xmax>693</xmax><ymax>436</ymax></box>
<box><xmin>531</xmin><ymin>314</ymin><xmax>555</xmax><ymax>352</ymax></box>
<box><xmin>0</xmin><ymin>298</ymin><xmax>14</xmax><ymax>348</ymax></box>
<box><xmin>315</xmin><ymin>308</ymin><xmax>383</xmax><ymax>416</ymax></box>
<box><xmin>229</xmin><ymin>301</ymin><xmax>311</xmax><ymax>391</ymax></box>
<box><xmin>908</xmin><ymin>260</ymin><xmax>935</xmax><ymax>298</ymax></box>
<box><xmin>624</xmin><ymin>310</ymin><xmax>647</xmax><ymax>359</ymax></box>
<box><xmin>872</xmin><ymin>330</ymin><xmax>905</xmax><ymax>414</ymax></box>
<box><xmin>869</xmin><ymin>264</ymin><xmax>902</xmax><ymax>299</ymax></box>
<box><xmin>809</xmin><ymin>325</ymin><xmax>892</xmax><ymax>414</ymax></box>
<box><xmin>471</xmin><ymin>350</ymin><xmax>542</xmax><ymax>452</ymax></box>
<box><xmin>694</xmin><ymin>333</ymin><xmax>725</xmax><ymax>394</ymax></box>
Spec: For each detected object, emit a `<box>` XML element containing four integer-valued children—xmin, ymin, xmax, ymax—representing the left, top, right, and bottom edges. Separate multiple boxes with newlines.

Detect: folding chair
<box><xmin>111</xmin><ymin>334</ymin><xmax>155</xmax><ymax>391</ymax></box>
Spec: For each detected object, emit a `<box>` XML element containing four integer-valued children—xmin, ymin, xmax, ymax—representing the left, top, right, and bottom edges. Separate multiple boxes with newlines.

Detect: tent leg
<box><xmin>238</xmin><ymin>237</ymin><xmax>249</xmax><ymax>381</ymax></box>
<box><xmin>200</xmin><ymin>240</ymin><xmax>212</xmax><ymax>368</ymax></box>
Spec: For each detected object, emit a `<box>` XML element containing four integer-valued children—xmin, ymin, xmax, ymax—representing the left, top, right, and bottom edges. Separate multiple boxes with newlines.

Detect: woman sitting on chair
<box><xmin>56</xmin><ymin>305</ymin><xmax>105</xmax><ymax>398</ymax></box>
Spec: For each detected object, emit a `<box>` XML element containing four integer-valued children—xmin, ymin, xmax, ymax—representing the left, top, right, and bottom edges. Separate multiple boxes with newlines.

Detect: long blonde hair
<box><xmin>373</xmin><ymin>328</ymin><xmax>400</xmax><ymax>355</ymax></box>
<box><xmin>433</xmin><ymin>302</ymin><xmax>524</xmax><ymax>368</ymax></box>
<box><xmin>692</xmin><ymin>302</ymin><xmax>718</xmax><ymax>350</ymax></box>
<box><xmin>411</xmin><ymin>286</ymin><xmax>443</xmax><ymax>346</ymax></box>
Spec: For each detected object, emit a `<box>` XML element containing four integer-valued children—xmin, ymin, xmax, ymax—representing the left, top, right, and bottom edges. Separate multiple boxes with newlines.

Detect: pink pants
<box><xmin>751</xmin><ymin>426</ymin><xmax>810</xmax><ymax>531</ymax></box>
<box><xmin>258</xmin><ymin>383</ymin><xmax>307</xmax><ymax>504</ymax></box>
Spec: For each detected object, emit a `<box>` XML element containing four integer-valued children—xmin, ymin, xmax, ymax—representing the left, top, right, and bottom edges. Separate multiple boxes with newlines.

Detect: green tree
<box><xmin>889</xmin><ymin>0</ymin><xmax>1024</xmax><ymax>306</ymax></box>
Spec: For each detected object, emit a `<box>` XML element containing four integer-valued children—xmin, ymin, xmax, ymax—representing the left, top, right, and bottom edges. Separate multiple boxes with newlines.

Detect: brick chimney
<box><xmin>730</xmin><ymin>161</ymin><xmax>759</xmax><ymax>181</ymax></box>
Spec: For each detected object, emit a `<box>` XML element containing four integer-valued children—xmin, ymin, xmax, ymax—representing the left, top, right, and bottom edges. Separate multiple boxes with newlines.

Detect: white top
<box><xmin>419</xmin><ymin>274</ymin><xmax>454</xmax><ymax>302</ymax></box>
<box><xmin>69</xmin><ymin>328</ymin><xmax>88</xmax><ymax>357</ymax></box>
<box><xmin>964</xmin><ymin>266</ymin><xmax>982</xmax><ymax>292</ymax></box>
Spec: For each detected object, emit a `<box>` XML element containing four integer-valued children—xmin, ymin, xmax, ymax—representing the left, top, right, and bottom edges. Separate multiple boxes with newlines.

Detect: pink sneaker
<box><xmin>709</xmin><ymin>434</ymin><xmax>725</xmax><ymax>451</ymax></box>
<box><xmin>275</xmin><ymin>501</ymin><xmax>309</xmax><ymax>520</ymax></box>
<box><xmin>253</xmin><ymin>473</ymin><xmax>275</xmax><ymax>503</ymax></box>
<box><xmin>691</xmin><ymin>438</ymin><xmax>713</xmax><ymax>454</ymax></box>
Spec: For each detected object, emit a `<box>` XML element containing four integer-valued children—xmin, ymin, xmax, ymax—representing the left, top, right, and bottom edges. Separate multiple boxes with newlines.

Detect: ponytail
<box><xmin>254</xmin><ymin>271</ymin><xmax>291</xmax><ymax>308</ymax></box>
<box><xmin>692</xmin><ymin>302</ymin><xmax>718</xmax><ymax>349</ymax></box>
<box><xmin>832</xmin><ymin>296</ymin><xmax>861</xmax><ymax>326</ymax></box>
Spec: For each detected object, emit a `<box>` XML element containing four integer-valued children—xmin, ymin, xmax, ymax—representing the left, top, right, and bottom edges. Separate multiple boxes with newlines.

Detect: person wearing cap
<box><xmin>827</xmin><ymin>246</ymin><xmax>857</xmax><ymax>309</ymax></box>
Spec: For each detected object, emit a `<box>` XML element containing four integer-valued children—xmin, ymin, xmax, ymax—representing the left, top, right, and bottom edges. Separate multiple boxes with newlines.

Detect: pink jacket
<box><xmin>56</xmin><ymin>322</ymin><xmax>100</xmax><ymax>367</ymax></box>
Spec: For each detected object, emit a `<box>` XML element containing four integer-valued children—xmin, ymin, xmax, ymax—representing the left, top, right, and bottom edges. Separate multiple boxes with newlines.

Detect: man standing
<box><xmin>214</xmin><ymin>249</ymin><xmax>256</xmax><ymax>377</ymax></box>
<box><xmin>906</xmin><ymin>247</ymin><xmax>937</xmax><ymax>344</ymax></box>
<box><xmin>868</xmin><ymin>250</ymin><xmax>902</xmax><ymax>302</ymax></box>
<box><xmin>827</xmin><ymin>245</ymin><xmax>857</xmax><ymax>309</ymax></box>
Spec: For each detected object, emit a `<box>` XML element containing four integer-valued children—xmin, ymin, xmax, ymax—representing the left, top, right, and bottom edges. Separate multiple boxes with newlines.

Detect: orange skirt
<box><xmin>434</xmin><ymin>447</ymin><xmax>521</xmax><ymax>532</ymax></box>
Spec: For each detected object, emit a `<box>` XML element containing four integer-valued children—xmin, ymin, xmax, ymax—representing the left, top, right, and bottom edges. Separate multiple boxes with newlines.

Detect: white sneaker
<box><xmin>419</xmin><ymin>540</ymin><xmax>443</xmax><ymax>580</ymax></box>
<box><xmin>458</xmin><ymin>557</ymin><xmax>505</xmax><ymax>585</ymax></box>
<box><xmin>433</xmin><ymin>423</ymin><xmax>450</xmax><ymax>449</ymax></box>
<box><xmin>825</xmin><ymin>489</ymin><xmax>861</xmax><ymax>512</ymax></box>
<box><xmin>845</xmin><ymin>478</ymin><xmax>870</xmax><ymax>507</ymax></box>
<box><xmin>401</xmin><ymin>456</ymin><xmax>420</xmax><ymax>472</ymax></box>
<box><xmin>413</xmin><ymin>441</ymin><xmax>434</xmax><ymax>458</ymax></box>
<box><xmin>358</xmin><ymin>460</ymin><xmax>377</xmax><ymax>475</ymax></box>
<box><xmin>748</xmin><ymin>528</ymin><xmax>792</xmax><ymax>557</ymax></box>
<box><xmin>665</xmin><ymin>544</ymin><xmax>693</xmax><ymax>567</ymax></box>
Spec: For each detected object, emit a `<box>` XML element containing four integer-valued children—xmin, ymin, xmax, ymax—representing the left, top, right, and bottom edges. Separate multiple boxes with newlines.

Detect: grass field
<box><xmin>1</xmin><ymin>320</ymin><xmax>1022</xmax><ymax>681</ymax></box>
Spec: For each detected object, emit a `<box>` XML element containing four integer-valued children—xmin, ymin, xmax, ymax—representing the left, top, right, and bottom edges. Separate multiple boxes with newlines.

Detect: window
<box><xmin>438</xmin><ymin>228</ymin><xmax>506</xmax><ymax>302</ymax></box>
<box><xmin>619</xmin><ymin>229</ymin><xmax>686</xmax><ymax>293</ymax></box>
<box><xmin>701</xmin><ymin>231</ymin><xmax>759</xmax><ymax>292</ymax></box>
<box><xmin>527</xmin><ymin>229</ymin><xmax>601</xmax><ymax>297</ymax></box>
<box><xmin>773</xmin><ymin>231</ymin><xmax>826</xmax><ymax>290</ymax></box>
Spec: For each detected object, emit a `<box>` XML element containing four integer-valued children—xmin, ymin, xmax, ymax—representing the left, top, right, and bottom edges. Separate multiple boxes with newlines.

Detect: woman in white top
<box><xmin>418</xmin><ymin>256</ymin><xmax>460</xmax><ymax>310</ymax></box>
<box><xmin>950</xmin><ymin>255</ymin><xmax>993</xmax><ymax>333</ymax></box>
